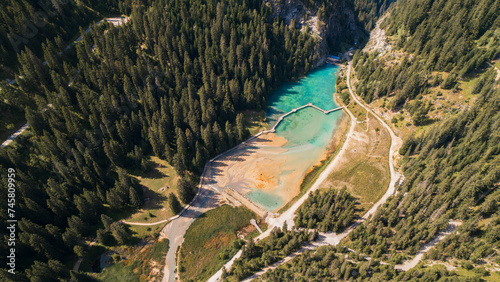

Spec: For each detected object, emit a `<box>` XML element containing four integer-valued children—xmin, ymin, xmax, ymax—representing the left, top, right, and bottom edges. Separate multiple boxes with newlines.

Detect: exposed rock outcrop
<box><xmin>265</xmin><ymin>0</ymin><xmax>359</xmax><ymax>65</ymax></box>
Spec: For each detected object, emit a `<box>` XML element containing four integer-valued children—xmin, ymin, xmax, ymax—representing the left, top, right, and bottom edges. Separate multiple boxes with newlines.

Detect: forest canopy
<box><xmin>0</xmin><ymin>0</ymin><xmax>321</xmax><ymax>280</ymax></box>
<box><xmin>353</xmin><ymin>0</ymin><xmax>500</xmax><ymax>108</ymax></box>
<box><xmin>347</xmin><ymin>65</ymin><xmax>500</xmax><ymax>266</ymax></box>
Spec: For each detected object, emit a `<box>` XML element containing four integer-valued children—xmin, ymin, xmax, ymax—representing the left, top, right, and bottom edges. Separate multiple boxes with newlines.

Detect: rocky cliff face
<box><xmin>325</xmin><ymin>1</ymin><xmax>357</xmax><ymax>41</ymax></box>
<box><xmin>265</xmin><ymin>0</ymin><xmax>359</xmax><ymax>66</ymax></box>
<box><xmin>265</xmin><ymin>0</ymin><xmax>307</xmax><ymax>24</ymax></box>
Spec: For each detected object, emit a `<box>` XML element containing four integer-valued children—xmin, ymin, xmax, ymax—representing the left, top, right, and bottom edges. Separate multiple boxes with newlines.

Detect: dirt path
<box><xmin>346</xmin><ymin>60</ymin><xmax>403</xmax><ymax>219</ymax></box>
<box><xmin>71</xmin><ymin>237</ymin><xmax>99</xmax><ymax>279</ymax></box>
<box><xmin>164</xmin><ymin>102</ymin><xmax>346</xmax><ymax>281</ymax></box>
<box><xmin>239</xmin><ymin>231</ymin><xmax>348</xmax><ymax>281</ymax></box>
<box><xmin>121</xmin><ymin>219</ymin><xmax>170</xmax><ymax>226</ymax></box>
<box><xmin>363</xmin><ymin>14</ymin><xmax>390</xmax><ymax>54</ymax></box>
<box><xmin>161</xmin><ymin>186</ymin><xmax>219</xmax><ymax>282</ymax></box>
<box><xmin>395</xmin><ymin>220</ymin><xmax>462</xmax><ymax>271</ymax></box>
<box><xmin>265</xmin><ymin>103</ymin><xmax>358</xmax><ymax>231</ymax></box>
<box><xmin>242</xmin><ymin>240</ymin><xmax>328</xmax><ymax>281</ymax></box>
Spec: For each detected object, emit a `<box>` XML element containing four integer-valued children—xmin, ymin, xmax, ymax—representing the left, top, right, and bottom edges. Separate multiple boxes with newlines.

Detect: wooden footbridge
<box><xmin>267</xmin><ymin>103</ymin><xmax>344</xmax><ymax>132</ymax></box>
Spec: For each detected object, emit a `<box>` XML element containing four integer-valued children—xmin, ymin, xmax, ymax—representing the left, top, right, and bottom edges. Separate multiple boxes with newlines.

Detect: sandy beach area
<box><xmin>208</xmin><ymin>114</ymin><xmax>348</xmax><ymax>212</ymax></box>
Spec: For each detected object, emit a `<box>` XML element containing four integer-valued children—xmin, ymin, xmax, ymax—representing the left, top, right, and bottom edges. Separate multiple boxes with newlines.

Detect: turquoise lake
<box><xmin>246</xmin><ymin>64</ymin><xmax>345</xmax><ymax>211</ymax></box>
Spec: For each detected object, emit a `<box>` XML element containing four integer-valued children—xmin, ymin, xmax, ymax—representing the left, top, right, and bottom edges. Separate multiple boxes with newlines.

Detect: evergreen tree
<box><xmin>101</xmin><ymin>214</ymin><xmax>113</xmax><ymax>231</ymax></box>
<box><xmin>168</xmin><ymin>193</ymin><xmax>182</xmax><ymax>214</ymax></box>
<box><xmin>177</xmin><ymin>176</ymin><xmax>195</xmax><ymax>204</ymax></box>
<box><xmin>110</xmin><ymin>222</ymin><xmax>130</xmax><ymax>245</ymax></box>
<box><xmin>129</xmin><ymin>187</ymin><xmax>142</xmax><ymax>208</ymax></box>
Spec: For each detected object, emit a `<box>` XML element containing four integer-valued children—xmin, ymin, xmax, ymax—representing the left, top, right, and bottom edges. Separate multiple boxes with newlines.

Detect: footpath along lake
<box><xmin>209</xmin><ymin>64</ymin><xmax>346</xmax><ymax>212</ymax></box>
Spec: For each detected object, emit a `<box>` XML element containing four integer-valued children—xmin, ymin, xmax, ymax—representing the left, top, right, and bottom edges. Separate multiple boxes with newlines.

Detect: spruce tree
<box><xmin>168</xmin><ymin>193</ymin><xmax>182</xmax><ymax>214</ymax></box>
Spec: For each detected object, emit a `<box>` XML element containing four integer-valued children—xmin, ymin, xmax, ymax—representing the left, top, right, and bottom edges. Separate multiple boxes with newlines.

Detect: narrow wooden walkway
<box><xmin>268</xmin><ymin>104</ymin><xmax>344</xmax><ymax>132</ymax></box>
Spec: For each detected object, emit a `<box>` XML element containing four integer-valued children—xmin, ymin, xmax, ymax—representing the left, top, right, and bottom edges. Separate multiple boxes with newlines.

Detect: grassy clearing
<box><xmin>98</xmin><ymin>239</ymin><xmax>169</xmax><ymax>282</ymax></box>
<box><xmin>493</xmin><ymin>60</ymin><xmax>500</xmax><ymax>70</ymax></box>
<box><xmin>179</xmin><ymin>205</ymin><xmax>256</xmax><ymax>282</ymax></box>
<box><xmin>320</xmin><ymin>111</ymin><xmax>390</xmax><ymax>215</ymax></box>
<box><xmin>128</xmin><ymin>224</ymin><xmax>165</xmax><ymax>240</ymax></box>
<box><xmin>98</xmin><ymin>260</ymin><xmax>142</xmax><ymax>282</ymax></box>
<box><xmin>347</xmin><ymin>100</ymin><xmax>367</xmax><ymax>121</ymax></box>
<box><xmin>126</xmin><ymin>157</ymin><xmax>182</xmax><ymax>223</ymax></box>
<box><xmin>242</xmin><ymin>110</ymin><xmax>270</xmax><ymax>136</ymax></box>
<box><xmin>324</xmin><ymin>161</ymin><xmax>388</xmax><ymax>213</ymax></box>
<box><xmin>325</xmin><ymin>67</ymin><xmax>389</xmax><ymax>214</ymax></box>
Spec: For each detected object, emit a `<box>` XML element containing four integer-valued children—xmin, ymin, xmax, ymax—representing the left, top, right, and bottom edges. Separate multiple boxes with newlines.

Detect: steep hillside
<box><xmin>264</xmin><ymin>0</ymin><xmax>361</xmax><ymax>61</ymax></box>
<box><xmin>346</xmin><ymin>0</ymin><xmax>500</xmax><ymax>274</ymax></box>
<box><xmin>0</xmin><ymin>0</ymin><xmax>130</xmax><ymax>143</ymax></box>
<box><xmin>0</xmin><ymin>0</ymin><xmax>130</xmax><ymax>77</ymax></box>
<box><xmin>353</xmin><ymin>0</ymin><xmax>500</xmax><ymax>109</ymax></box>
<box><xmin>353</xmin><ymin>0</ymin><xmax>395</xmax><ymax>30</ymax></box>
<box><xmin>240</xmin><ymin>0</ymin><xmax>500</xmax><ymax>279</ymax></box>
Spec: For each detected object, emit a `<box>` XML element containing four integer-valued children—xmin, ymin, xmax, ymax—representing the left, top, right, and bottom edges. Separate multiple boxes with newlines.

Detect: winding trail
<box><xmin>1</xmin><ymin>123</ymin><xmax>29</xmax><ymax>148</ymax></box>
<box><xmin>241</xmin><ymin>232</ymin><xmax>343</xmax><ymax>281</ymax></box>
<box><xmin>208</xmin><ymin>59</ymin><xmax>403</xmax><ymax>281</ymax></box>
<box><xmin>241</xmin><ymin>60</ymin><xmax>471</xmax><ymax>279</ymax></box>
<box><xmin>345</xmin><ymin>60</ymin><xmax>403</xmax><ymax>220</ymax></box>
<box><xmin>121</xmin><ymin>219</ymin><xmax>170</xmax><ymax>226</ymax></box>
<box><xmin>207</xmin><ymin>102</ymin><xmax>357</xmax><ymax>282</ymax></box>
<box><xmin>395</xmin><ymin>220</ymin><xmax>462</xmax><ymax>271</ymax></box>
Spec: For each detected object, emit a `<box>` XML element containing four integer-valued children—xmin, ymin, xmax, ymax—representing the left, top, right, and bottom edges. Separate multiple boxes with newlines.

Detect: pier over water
<box><xmin>267</xmin><ymin>104</ymin><xmax>344</xmax><ymax>132</ymax></box>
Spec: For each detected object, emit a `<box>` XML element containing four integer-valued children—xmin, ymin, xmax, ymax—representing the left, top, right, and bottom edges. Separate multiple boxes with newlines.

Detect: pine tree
<box><xmin>73</xmin><ymin>245</ymin><xmax>87</xmax><ymax>258</ymax></box>
<box><xmin>110</xmin><ymin>222</ymin><xmax>130</xmax><ymax>245</ymax></box>
<box><xmin>129</xmin><ymin>187</ymin><xmax>142</xmax><ymax>208</ymax></box>
<box><xmin>168</xmin><ymin>193</ymin><xmax>182</xmax><ymax>214</ymax></box>
<box><xmin>25</xmin><ymin>107</ymin><xmax>44</xmax><ymax>135</ymax></box>
<box><xmin>96</xmin><ymin>229</ymin><xmax>107</xmax><ymax>244</ymax></box>
<box><xmin>177</xmin><ymin>176</ymin><xmax>195</xmax><ymax>204</ymax></box>
<box><xmin>236</xmin><ymin>113</ymin><xmax>247</xmax><ymax>142</ymax></box>
<box><xmin>101</xmin><ymin>214</ymin><xmax>113</xmax><ymax>231</ymax></box>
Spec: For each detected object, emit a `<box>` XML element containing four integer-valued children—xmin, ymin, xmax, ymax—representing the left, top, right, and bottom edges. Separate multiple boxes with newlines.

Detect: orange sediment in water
<box><xmin>210</xmin><ymin>64</ymin><xmax>346</xmax><ymax>212</ymax></box>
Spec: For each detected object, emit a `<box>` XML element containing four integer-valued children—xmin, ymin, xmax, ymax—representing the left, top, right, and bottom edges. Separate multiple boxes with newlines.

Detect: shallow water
<box><xmin>245</xmin><ymin>64</ymin><xmax>345</xmax><ymax>211</ymax></box>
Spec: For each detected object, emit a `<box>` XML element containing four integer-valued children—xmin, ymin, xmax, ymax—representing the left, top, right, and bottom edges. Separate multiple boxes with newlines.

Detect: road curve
<box><xmin>161</xmin><ymin>186</ymin><xmax>219</xmax><ymax>282</ymax></box>
<box><xmin>121</xmin><ymin>219</ymin><xmax>170</xmax><ymax>226</ymax></box>
<box><xmin>346</xmin><ymin>60</ymin><xmax>403</xmax><ymax>221</ymax></box>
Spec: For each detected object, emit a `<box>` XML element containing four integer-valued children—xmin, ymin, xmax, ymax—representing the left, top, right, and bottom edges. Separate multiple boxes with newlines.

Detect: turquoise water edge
<box><xmin>246</xmin><ymin>64</ymin><xmax>345</xmax><ymax>211</ymax></box>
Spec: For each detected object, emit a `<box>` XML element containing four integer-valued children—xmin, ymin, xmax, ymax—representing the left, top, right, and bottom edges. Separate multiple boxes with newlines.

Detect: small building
<box><xmin>328</xmin><ymin>55</ymin><xmax>340</xmax><ymax>60</ymax></box>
